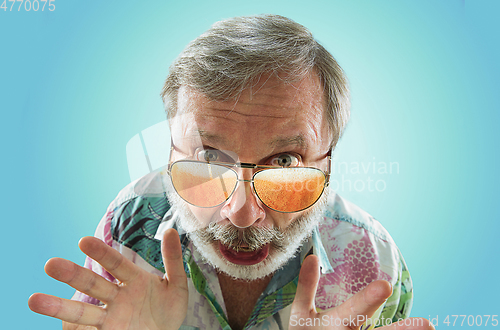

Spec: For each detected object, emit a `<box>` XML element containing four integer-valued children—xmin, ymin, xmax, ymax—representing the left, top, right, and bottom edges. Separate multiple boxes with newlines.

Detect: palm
<box><xmin>96</xmin><ymin>265</ymin><xmax>187</xmax><ymax>330</ymax></box>
<box><xmin>29</xmin><ymin>229</ymin><xmax>188</xmax><ymax>330</ymax></box>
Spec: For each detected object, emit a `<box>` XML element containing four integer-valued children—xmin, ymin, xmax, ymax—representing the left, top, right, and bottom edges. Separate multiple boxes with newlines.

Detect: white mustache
<box><xmin>195</xmin><ymin>222</ymin><xmax>285</xmax><ymax>252</ymax></box>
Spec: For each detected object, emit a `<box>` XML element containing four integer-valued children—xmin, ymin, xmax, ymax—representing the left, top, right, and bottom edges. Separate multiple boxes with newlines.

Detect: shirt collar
<box><xmin>300</xmin><ymin>225</ymin><xmax>334</xmax><ymax>274</ymax></box>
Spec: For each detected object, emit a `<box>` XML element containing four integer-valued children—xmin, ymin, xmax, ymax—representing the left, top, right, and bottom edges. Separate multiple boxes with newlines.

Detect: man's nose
<box><xmin>219</xmin><ymin>178</ymin><xmax>266</xmax><ymax>228</ymax></box>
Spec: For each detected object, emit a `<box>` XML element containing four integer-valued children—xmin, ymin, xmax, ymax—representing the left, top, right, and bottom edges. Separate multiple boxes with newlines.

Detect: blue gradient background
<box><xmin>2</xmin><ymin>0</ymin><xmax>499</xmax><ymax>328</ymax></box>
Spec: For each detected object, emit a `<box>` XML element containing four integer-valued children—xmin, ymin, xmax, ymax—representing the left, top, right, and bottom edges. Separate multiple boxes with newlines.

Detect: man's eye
<box><xmin>270</xmin><ymin>154</ymin><xmax>300</xmax><ymax>167</ymax></box>
<box><xmin>195</xmin><ymin>149</ymin><xmax>234</xmax><ymax>162</ymax></box>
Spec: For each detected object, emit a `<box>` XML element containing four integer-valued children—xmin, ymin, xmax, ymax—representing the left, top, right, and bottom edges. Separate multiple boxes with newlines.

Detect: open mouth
<box><xmin>218</xmin><ymin>241</ymin><xmax>270</xmax><ymax>265</ymax></box>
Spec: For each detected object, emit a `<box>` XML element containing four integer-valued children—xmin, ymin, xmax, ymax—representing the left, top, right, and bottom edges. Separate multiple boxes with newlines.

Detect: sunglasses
<box><xmin>167</xmin><ymin>152</ymin><xmax>331</xmax><ymax>213</ymax></box>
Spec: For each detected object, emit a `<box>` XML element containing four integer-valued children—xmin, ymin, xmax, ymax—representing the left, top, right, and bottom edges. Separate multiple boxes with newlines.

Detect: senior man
<box><xmin>29</xmin><ymin>15</ymin><xmax>431</xmax><ymax>330</ymax></box>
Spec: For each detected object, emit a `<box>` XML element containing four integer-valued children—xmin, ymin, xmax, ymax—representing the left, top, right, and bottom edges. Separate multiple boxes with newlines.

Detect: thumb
<box><xmin>291</xmin><ymin>255</ymin><xmax>320</xmax><ymax>314</ymax></box>
<box><xmin>161</xmin><ymin>228</ymin><xmax>187</xmax><ymax>289</ymax></box>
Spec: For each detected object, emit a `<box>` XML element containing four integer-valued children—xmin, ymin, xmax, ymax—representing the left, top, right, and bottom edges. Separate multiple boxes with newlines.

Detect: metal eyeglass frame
<box><xmin>166</xmin><ymin>143</ymin><xmax>332</xmax><ymax>213</ymax></box>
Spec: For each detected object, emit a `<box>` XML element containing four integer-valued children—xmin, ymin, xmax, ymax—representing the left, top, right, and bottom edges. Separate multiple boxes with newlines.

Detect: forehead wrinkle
<box><xmin>270</xmin><ymin>134</ymin><xmax>308</xmax><ymax>150</ymax></box>
<box><xmin>199</xmin><ymin>110</ymin><xmax>241</xmax><ymax>124</ymax></box>
<box><xmin>239</xmin><ymin>92</ymin><xmax>301</xmax><ymax>109</ymax></box>
<box><xmin>204</xmin><ymin>106</ymin><xmax>288</xmax><ymax>119</ymax></box>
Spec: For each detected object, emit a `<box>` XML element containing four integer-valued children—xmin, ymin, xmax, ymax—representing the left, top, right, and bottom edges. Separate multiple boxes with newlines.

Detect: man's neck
<box><xmin>217</xmin><ymin>272</ymin><xmax>273</xmax><ymax>330</ymax></box>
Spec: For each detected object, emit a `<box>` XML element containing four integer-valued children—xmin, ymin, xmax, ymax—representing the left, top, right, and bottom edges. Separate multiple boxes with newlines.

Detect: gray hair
<box><xmin>161</xmin><ymin>14</ymin><xmax>350</xmax><ymax>147</ymax></box>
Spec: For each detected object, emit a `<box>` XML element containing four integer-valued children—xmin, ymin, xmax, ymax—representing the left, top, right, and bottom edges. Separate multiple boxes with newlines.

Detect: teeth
<box><xmin>232</xmin><ymin>246</ymin><xmax>254</xmax><ymax>252</ymax></box>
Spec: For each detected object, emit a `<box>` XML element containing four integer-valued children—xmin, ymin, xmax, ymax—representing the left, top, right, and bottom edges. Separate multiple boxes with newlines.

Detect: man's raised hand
<box><xmin>290</xmin><ymin>255</ymin><xmax>434</xmax><ymax>330</ymax></box>
<box><xmin>28</xmin><ymin>228</ymin><xmax>188</xmax><ymax>330</ymax></box>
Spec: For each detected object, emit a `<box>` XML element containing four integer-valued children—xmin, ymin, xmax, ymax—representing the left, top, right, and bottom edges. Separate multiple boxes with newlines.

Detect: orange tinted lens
<box><xmin>170</xmin><ymin>161</ymin><xmax>237</xmax><ymax>207</ymax></box>
<box><xmin>253</xmin><ymin>168</ymin><xmax>325</xmax><ymax>212</ymax></box>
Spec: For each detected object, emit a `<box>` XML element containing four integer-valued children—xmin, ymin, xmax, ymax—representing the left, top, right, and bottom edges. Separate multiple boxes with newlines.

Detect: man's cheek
<box><xmin>188</xmin><ymin>204</ymin><xmax>221</xmax><ymax>229</ymax></box>
<box><xmin>272</xmin><ymin>212</ymin><xmax>301</xmax><ymax>230</ymax></box>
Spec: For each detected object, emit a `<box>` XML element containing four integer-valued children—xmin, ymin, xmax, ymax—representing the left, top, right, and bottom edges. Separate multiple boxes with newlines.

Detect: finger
<box><xmin>334</xmin><ymin>279</ymin><xmax>393</xmax><ymax>328</ymax></box>
<box><xmin>379</xmin><ymin>317</ymin><xmax>434</xmax><ymax>330</ymax></box>
<box><xmin>79</xmin><ymin>236</ymin><xmax>141</xmax><ymax>283</ymax></box>
<box><xmin>62</xmin><ymin>321</ymin><xmax>98</xmax><ymax>330</ymax></box>
<box><xmin>292</xmin><ymin>255</ymin><xmax>320</xmax><ymax>313</ymax></box>
<box><xmin>44</xmin><ymin>258</ymin><xmax>119</xmax><ymax>304</ymax></box>
<box><xmin>161</xmin><ymin>228</ymin><xmax>188</xmax><ymax>289</ymax></box>
<box><xmin>28</xmin><ymin>293</ymin><xmax>106</xmax><ymax>327</ymax></box>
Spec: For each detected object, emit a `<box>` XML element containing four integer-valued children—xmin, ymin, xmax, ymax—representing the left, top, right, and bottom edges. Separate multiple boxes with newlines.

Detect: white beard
<box><xmin>167</xmin><ymin>187</ymin><xmax>329</xmax><ymax>281</ymax></box>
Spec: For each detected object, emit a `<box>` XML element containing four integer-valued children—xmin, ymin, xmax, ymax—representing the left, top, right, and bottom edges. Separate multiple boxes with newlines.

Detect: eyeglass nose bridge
<box><xmin>229</xmin><ymin>162</ymin><xmax>266</xmax><ymax>183</ymax></box>
<box><xmin>219</xmin><ymin>173</ymin><xmax>260</xmax><ymax>210</ymax></box>
<box><xmin>237</xmin><ymin>162</ymin><xmax>259</xmax><ymax>169</ymax></box>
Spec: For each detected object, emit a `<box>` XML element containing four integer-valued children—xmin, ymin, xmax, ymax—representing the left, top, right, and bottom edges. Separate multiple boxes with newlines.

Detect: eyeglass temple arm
<box><xmin>325</xmin><ymin>149</ymin><xmax>332</xmax><ymax>187</ymax></box>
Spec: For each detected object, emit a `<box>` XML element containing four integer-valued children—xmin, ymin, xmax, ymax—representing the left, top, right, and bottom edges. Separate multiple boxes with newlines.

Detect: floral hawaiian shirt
<box><xmin>74</xmin><ymin>178</ymin><xmax>413</xmax><ymax>330</ymax></box>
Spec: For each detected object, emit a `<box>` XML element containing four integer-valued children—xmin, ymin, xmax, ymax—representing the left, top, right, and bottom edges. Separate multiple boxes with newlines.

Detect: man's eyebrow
<box><xmin>195</xmin><ymin>129</ymin><xmax>226</xmax><ymax>144</ymax></box>
<box><xmin>270</xmin><ymin>135</ymin><xmax>307</xmax><ymax>149</ymax></box>
<box><xmin>195</xmin><ymin>129</ymin><xmax>307</xmax><ymax>149</ymax></box>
